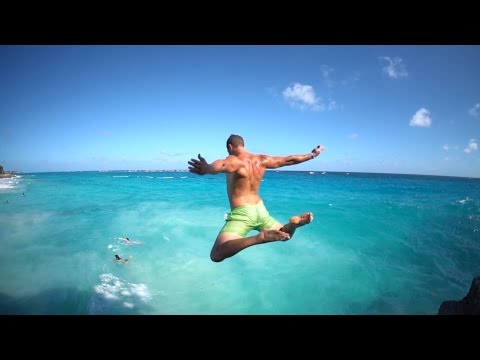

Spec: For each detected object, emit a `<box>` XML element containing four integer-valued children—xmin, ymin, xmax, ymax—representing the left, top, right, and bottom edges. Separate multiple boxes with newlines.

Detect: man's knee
<box><xmin>210</xmin><ymin>246</ymin><xmax>224</xmax><ymax>262</ymax></box>
<box><xmin>210</xmin><ymin>253</ymin><xmax>225</xmax><ymax>262</ymax></box>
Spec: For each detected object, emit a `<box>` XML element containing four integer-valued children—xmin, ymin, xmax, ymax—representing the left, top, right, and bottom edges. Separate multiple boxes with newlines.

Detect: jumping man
<box><xmin>188</xmin><ymin>134</ymin><xmax>324</xmax><ymax>262</ymax></box>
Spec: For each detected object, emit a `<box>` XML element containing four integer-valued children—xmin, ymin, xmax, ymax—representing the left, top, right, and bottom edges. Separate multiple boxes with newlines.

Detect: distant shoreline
<box><xmin>0</xmin><ymin>174</ymin><xmax>16</xmax><ymax>178</ymax></box>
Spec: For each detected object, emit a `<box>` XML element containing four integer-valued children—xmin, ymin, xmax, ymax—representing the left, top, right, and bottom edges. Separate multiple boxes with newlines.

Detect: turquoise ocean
<box><xmin>0</xmin><ymin>171</ymin><xmax>479</xmax><ymax>315</ymax></box>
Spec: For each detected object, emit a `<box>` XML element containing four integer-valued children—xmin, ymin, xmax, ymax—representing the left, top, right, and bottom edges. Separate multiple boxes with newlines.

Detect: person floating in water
<box><xmin>188</xmin><ymin>134</ymin><xmax>324</xmax><ymax>262</ymax></box>
<box><xmin>120</xmin><ymin>237</ymin><xmax>131</xmax><ymax>244</ymax></box>
<box><xmin>114</xmin><ymin>254</ymin><xmax>130</xmax><ymax>263</ymax></box>
<box><xmin>119</xmin><ymin>237</ymin><xmax>142</xmax><ymax>245</ymax></box>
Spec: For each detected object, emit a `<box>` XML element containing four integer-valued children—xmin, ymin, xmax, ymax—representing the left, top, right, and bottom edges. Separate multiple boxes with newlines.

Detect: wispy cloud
<box><xmin>443</xmin><ymin>144</ymin><xmax>459</xmax><ymax>151</ymax></box>
<box><xmin>282</xmin><ymin>83</ymin><xmax>324</xmax><ymax>111</ymax></box>
<box><xmin>469</xmin><ymin>103</ymin><xmax>480</xmax><ymax>116</ymax></box>
<box><xmin>464</xmin><ymin>139</ymin><xmax>478</xmax><ymax>153</ymax></box>
<box><xmin>379</xmin><ymin>56</ymin><xmax>408</xmax><ymax>79</ymax></box>
<box><xmin>321</xmin><ymin>65</ymin><xmax>360</xmax><ymax>88</ymax></box>
<box><xmin>442</xmin><ymin>144</ymin><xmax>458</xmax><ymax>151</ymax></box>
<box><xmin>327</xmin><ymin>100</ymin><xmax>337</xmax><ymax>111</ymax></box>
<box><xmin>340</xmin><ymin>71</ymin><xmax>361</xmax><ymax>86</ymax></box>
<box><xmin>410</xmin><ymin>108</ymin><xmax>432</xmax><ymax>127</ymax></box>
<box><xmin>347</xmin><ymin>133</ymin><xmax>359</xmax><ymax>139</ymax></box>
<box><xmin>321</xmin><ymin>65</ymin><xmax>336</xmax><ymax>88</ymax></box>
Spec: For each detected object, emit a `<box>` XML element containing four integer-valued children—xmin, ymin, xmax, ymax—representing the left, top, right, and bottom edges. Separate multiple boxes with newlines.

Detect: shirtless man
<box><xmin>188</xmin><ymin>134</ymin><xmax>324</xmax><ymax>262</ymax></box>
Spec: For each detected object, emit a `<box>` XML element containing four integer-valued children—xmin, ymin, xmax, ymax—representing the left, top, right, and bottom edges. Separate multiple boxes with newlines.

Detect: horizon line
<box><xmin>8</xmin><ymin>169</ymin><xmax>480</xmax><ymax>180</ymax></box>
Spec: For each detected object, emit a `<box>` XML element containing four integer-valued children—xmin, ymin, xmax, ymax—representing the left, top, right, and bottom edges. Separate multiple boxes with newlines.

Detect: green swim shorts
<box><xmin>220</xmin><ymin>202</ymin><xmax>278</xmax><ymax>237</ymax></box>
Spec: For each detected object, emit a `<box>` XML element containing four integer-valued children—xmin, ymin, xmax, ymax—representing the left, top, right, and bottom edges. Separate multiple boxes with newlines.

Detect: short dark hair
<box><xmin>226</xmin><ymin>134</ymin><xmax>244</xmax><ymax>148</ymax></box>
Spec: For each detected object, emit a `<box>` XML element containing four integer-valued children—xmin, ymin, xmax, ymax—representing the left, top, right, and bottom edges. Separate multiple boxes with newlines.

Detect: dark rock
<box><xmin>438</xmin><ymin>276</ymin><xmax>480</xmax><ymax>315</ymax></box>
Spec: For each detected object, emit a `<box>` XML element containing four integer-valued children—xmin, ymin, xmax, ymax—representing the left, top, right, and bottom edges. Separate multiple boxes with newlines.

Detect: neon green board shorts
<box><xmin>220</xmin><ymin>202</ymin><xmax>278</xmax><ymax>237</ymax></box>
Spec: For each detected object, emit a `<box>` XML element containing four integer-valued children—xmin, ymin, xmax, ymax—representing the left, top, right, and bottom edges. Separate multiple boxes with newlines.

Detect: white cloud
<box><xmin>410</xmin><ymin>108</ymin><xmax>432</xmax><ymax>127</ymax></box>
<box><xmin>379</xmin><ymin>56</ymin><xmax>408</xmax><ymax>79</ymax></box>
<box><xmin>282</xmin><ymin>83</ymin><xmax>324</xmax><ymax>111</ymax></box>
<box><xmin>469</xmin><ymin>103</ymin><xmax>480</xmax><ymax>116</ymax></box>
<box><xmin>443</xmin><ymin>144</ymin><xmax>450</xmax><ymax>150</ymax></box>
<box><xmin>464</xmin><ymin>139</ymin><xmax>478</xmax><ymax>153</ymax></box>
<box><xmin>348</xmin><ymin>133</ymin><xmax>359</xmax><ymax>139</ymax></box>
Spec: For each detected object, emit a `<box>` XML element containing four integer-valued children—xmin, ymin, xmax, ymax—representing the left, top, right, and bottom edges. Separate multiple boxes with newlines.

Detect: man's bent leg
<box><xmin>210</xmin><ymin>230</ymin><xmax>290</xmax><ymax>262</ymax></box>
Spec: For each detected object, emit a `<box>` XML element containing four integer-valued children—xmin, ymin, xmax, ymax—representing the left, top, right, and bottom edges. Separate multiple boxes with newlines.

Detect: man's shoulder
<box><xmin>239</xmin><ymin>153</ymin><xmax>268</xmax><ymax>161</ymax></box>
<box><xmin>251</xmin><ymin>153</ymin><xmax>268</xmax><ymax>159</ymax></box>
<box><xmin>255</xmin><ymin>154</ymin><xmax>270</xmax><ymax>163</ymax></box>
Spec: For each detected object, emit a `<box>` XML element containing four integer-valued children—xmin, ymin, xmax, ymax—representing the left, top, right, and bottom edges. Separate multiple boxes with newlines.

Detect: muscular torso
<box><xmin>226</xmin><ymin>152</ymin><xmax>266</xmax><ymax>209</ymax></box>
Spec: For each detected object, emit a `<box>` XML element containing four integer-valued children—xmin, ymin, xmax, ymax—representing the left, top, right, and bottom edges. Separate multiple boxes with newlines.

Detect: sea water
<box><xmin>0</xmin><ymin>171</ymin><xmax>479</xmax><ymax>314</ymax></box>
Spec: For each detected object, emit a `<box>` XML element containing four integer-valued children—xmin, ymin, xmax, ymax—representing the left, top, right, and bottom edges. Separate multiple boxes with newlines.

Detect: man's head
<box><xmin>226</xmin><ymin>134</ymin><xmax>244</xmax><ymax>155</ymax></box>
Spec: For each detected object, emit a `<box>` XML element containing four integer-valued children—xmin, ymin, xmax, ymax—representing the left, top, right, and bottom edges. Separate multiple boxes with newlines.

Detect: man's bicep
<box><xmin>211</xmin><ymin>157</ymin><xmax>240</xmax><ymax>173</ymax></box>
<box><xmin>263</xmin><ymin>156</ymin><xmax>285</xmax><ymax>169</ymax></box>
<box><xmin>209</xmin><ymin>159</ymin><xmax>228</xmax><ymax>173</ymax></box>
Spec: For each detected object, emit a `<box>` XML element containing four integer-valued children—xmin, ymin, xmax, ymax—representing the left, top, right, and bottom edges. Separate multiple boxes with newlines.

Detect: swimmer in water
<box><xmin>119</xmin><ymin>237</ymin><xmax>143</xmax><ymax>245</ymax></box>
<box><xmin>114</xmin><ymin>254</ymin><xmax>130</xmax><ymax>263</ymax></box>
<box><xmin>120</xmin><ymin>237</ymin><xmax>131</xmax><ymax>244</ymax></box>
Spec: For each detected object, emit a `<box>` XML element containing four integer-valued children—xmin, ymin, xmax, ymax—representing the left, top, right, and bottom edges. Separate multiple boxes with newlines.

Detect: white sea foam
<box><xmin>458</xmin><ymin>196</ymin><xmax>471</xmax><ymax>204</ymax></box>
<box><xmin>108</xmin><ymin>243</ymin><xmax>119</xmax><ymax>252</ymax></box>
<box><xmin>0</xmin><ymin>183</ymin><xmax>15</xmax><ymax>190</ymax></box>
<box><xmin>90</xmin><ymin>273</ymin><xmax>152</xmax><ymax>313</ymax></box>
<box><xmin>0</xmin><ymin>178</ymin><xmax>20</xmax><ymax>190</ymax></box>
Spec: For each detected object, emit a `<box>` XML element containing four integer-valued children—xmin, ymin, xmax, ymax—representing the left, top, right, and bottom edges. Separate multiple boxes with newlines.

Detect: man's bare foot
<box><xmin>259</xmin><ymin>229</ymin><xmax>291</xmax><ymax>243</ymax></box>
<box><xmin>289</xmin><ymin>212</ymin><xmax>314</xmax><ymax>227</ymax></box>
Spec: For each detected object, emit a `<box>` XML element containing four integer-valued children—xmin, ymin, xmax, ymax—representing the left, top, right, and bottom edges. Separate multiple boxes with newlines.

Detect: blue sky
<box><xmin>1</xmin><ymin>45</ymin><xmax>479</xmax><ymax>177</ymax></box>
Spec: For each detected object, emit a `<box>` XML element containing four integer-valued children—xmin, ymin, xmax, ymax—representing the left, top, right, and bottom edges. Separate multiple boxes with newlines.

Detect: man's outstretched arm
<box><xmin>262</xmin><ymin>145</ymin><xmax>324</xmax><ymax>169</ymax></box>
<box><xmin>188</xmin><ymin>154</ymin><xmax>241</xmax><ymax>175</ymax></box>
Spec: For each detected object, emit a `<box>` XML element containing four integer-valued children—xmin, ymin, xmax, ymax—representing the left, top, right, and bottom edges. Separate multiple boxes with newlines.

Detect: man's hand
<box><xmin>311</xmin><ymin>145</ymin><xmax>325</xmax><ymax>158</ymax></box>
<box><xmin>188</xmin><ymin>154</ymin><xmax>209</xmax><ymax>175</ymax></box>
